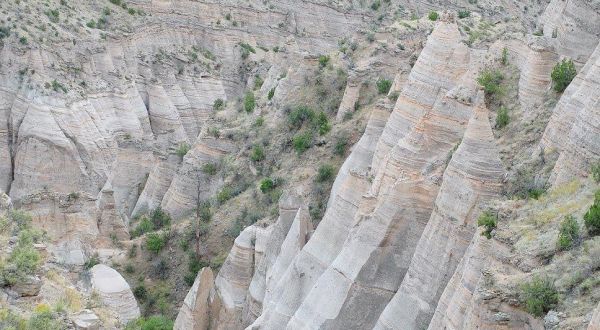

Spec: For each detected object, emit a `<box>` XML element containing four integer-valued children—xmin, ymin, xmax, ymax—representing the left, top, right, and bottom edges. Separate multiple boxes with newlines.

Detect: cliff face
<box><xmin>0</xmin><ymin>0</ymin><xmax>364</xmax><ymax>256</ymax></box>
<box><xmin>2</xmin><ymin>0</ymin><xmax>600</xmax><ymax>329</ymax></box>
<box><xmin>177</xmin><ymin>4</ymin><xmax>600</xmax><ymax>330</ymax></box>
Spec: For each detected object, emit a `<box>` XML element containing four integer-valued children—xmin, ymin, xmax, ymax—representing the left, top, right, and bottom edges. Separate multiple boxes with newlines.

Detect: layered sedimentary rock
<box><xmin>542</xmin><ymin>43</ymin><xmax>600</xmax><ymax>184</ymax></box>
<box><xmin>260</xmin><ymin>20</ymin><xmax>473</xmax><ymax>330</ymax></box>
<box><xmin>0</xmin><ymin>0</ymin><xmax>366</xmax><ymax>250</ymax></box>
<box><xmin>374</xmin><ymin>97</ymin><xmax>504</xmax><ymax>329</ymax></box>
<box><xmin>174</xmin><ymin>267</ymin><xmax>215</xmax><ymax>330</ymax></box>
<box><xmin>89</xmin><ymin>264</ymin><xmax>140</xmax><ymax>324</ymax></box>
<box><xmin>538</xmin><ymin>0</ymin><xmax>600</xmax><ymax>64</ymax></box>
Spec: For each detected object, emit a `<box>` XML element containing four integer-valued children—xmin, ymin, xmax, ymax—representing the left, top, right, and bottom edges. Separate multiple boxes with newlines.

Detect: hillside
<box><xmin>0</xmin><ymin>0</ymin><xmax>599</xmax><ymax>329</ymax></box>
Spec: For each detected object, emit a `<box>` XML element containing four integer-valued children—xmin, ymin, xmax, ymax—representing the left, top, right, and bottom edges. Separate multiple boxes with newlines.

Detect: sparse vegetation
<box><xmin>496</xmin><ymin>106</ymin><xmax>509</xmax><ymax>128</ymax></box>
<box><xmin>250</xmin><ymin>144</ymin><xmax>265</xmax><ymax>162</ymax></box>
<box><xmin>584</xmin><ymin>190</ymin><xmax>600</xmax><ymax>236</ymax></box>
<box><xmin>125</xmin><ymin>315</ymin><xmax>174</xmax><ymax>330</ymax></box>
<box><xmin>202</xmin><ymin>163</ymin><xmax>218</xmax><ymax>175</ymax></box>
<box><xmin>477</xmin><ymin>211</ymin><xmax>497</xmax><ymax>239</ymax></box>
<box><xmin>477</xmin><ymin>69</ymin><xmax>504</xmax><ymax>98</ymax></box>
<box><xmin>592</xmin><ymin>161</ymin><xmax>600</xmax><ymax>183</ymax></box>
<box><xmin>458</xmin><ymin>10</ymin><xmax>470</xmax><ymax>19</ymax></box>
<box><xmin>268</xmin><ymin>87</ymin><xmax>276</xmax><ymax>100</ymax></box>
<box><xmin>259</xmin><ymin>178</ymin><xmax>276</xmax><ymax>193</ymax></box>
<box><xmin>83</xmin><ymin>253</ymin><xmax>100</xmax><ymax>270</ymax></box>
<box><xmin>318</xmin><ymin>55</ymin><xmax>330</xmax><ymax>68</ymax></box>
<box><xmin>213</xmin><ymin>98</ymin><xmax>224</xmax><ymax>111</ymax></box>
<box><xmin>376</xmin><ymin>78</ymin><xmax>392</xmax><ymax>95</ymax></box>
<box><xmin>146</xmin><ymin>232</ymin><xmax>168</xmax><ymax>254</ymax></box>
<box><xmin>288</xmin><ymin>106</ymin><xmax>315</xmax><ymax>129</ymax></box>
<box><xmin>334</xmin><ymin>134</ymin><xmax>349</xmax><ymax>157</ymax></box>
<box><xmin>316</xmin><ymin>164</ymin><xmax>335</xmax><ymax>183</ymax></box>
<box><xmin>314</xmin><ymin>111</ymin><xmax>331</xmax><ymax>135</ymax></box>
<box><xmin>501</xmin><ymin>47</ymin><xmax>509</xmax><ymax>65</ymax></box>
<box><xmin>520</xmin><ymin>276</ymin><xmax>559</xmax><ymax>317</ymax></box>
<box><xmin>239</xmin><ymin>42</ymin><xmax>256</xmax><ymax>59</ymax></box>
<box><xmin>176</xmin><ymin>143</ymin><xmax>191</xmax><ymax>158</ymax></box>
<box><xmin>551</xmin><ymin>59</ymin><xmax>576</xmax><ymax>92</ymax></box>
<box><xmin>292</xmin><ymin>131</ymin><xmax>313</xmax><ymax>154</ymax></box>
<box><xmin>244</xmin><ymin>92</ymin><xmax>256</xmax><ymax>113</ymax></box>
<box><xmin>557</xmin><ymin>215</ymin><xmax>579</xmax><ymax>251</ymax></box>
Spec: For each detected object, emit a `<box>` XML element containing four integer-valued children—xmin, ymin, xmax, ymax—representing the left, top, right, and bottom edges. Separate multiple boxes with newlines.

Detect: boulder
<box><xmin>11</xmin><ymin>275</ymin><xmax>42</xmax><ymax>297</ymax></box>
<box><xmin>89</xmin><ymin>264</ymin><xmax>140</xmax><ymax>323</ymax></box>
<box><xmin>72</xmin><ymin>309</ymin><xmax>101</xmax><ymax>330</ymax></box>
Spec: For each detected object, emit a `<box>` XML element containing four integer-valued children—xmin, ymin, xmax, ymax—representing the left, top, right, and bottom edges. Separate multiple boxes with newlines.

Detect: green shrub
<box><xmin>150</xmin><ymin>208</ymin><xmax>171</xmax><ymax>230</ymax></box>
<box><xmin>50</xmin><ymin>80</ymin><xmax>67</xmax><ymax>93</ymax></box>
<box><xmin>313</xmin><ymin>111</ymin><xmax>331</xmax><ymax>135</ymax></box>
<box><xmin>557</xmin><ymin>215</ymin><xmax>579</xmax><ymax>250</ymax></box>
<box><xmin>334</xmin><ymin>134</ymin><xmax>349</xmax><ymax>157</ymax></box>
<box><xmin>318</xmin><ymin>55</ymin><xmax>330</xmax><ymax>68</ymax></box>
<box><xmin>376</xmin><ymin>79</ymin><xmax>392</xmax><ymax>94</ymax></box>
<box><xmin>428</xmin><ymin>11</ymin><xmax>439</xmax><ymax>21</ymax></box>
<box><xmin>27</xmin><ymin>308</ymin><xmax>66</xmax><ymax>330</ymax></box>
<box><xmin>316</xmin><ymin>165</ymin><xmax>335</xmax><ymax>183</ymax></box>
<box><xmin>254</xmin><ymin>76</ymin><xmax>264</xmax><ymax>90</ymax></box>
<box><xmin>125</xmin><ymin>315</ymin><xmax>173</xmax><ymax>330</ymax></box>
<box><xmin>1</xmin><ymin>227</ymin><xmax>44</xmax><ymax>286</ymax></box>
<box><xmin>133</xmin><ymin>285</ymin><xmax>148</xmax><ymax>301</ymax></box>
<box><xmin>253</xmin><ymin>116</ymin><xmax>265</xmax><ymax>128</ymax></box>
<box><xmin>109</xmin><ymin>0</ymin><xmax>122</xmax><ymax>5</ymax></box>
<box><xmin>458</xmin><ymin>10</ymin><xmax>470</xmax><ymax>19</ymax></box>
<box><xmin>477</xmin><ymin>69</ymin><xmax>504</xmax><ymax>97</ymax></box>
<box><xmin>551</xmin><ymin>58</ymin><xmax>576</xmax><ymax>92</ymax></box>
<box><xmin>239</xmin><ymin>42</ymin><xmax>255</xmax><ymax>59</ymax></box>
<box><xmin>132</xmin><ymin>217</ymin><xmax>153</xmax><ymax>237</ymax></box>
<box><xmin>128</xmin><ymin>8</ymin><xmax>136</xmax><ymax>15</ymax></box>
<box><xmin>0</xmin><ymin>26</ymin><xmax>10</xmax><ymax>40</ymax></box>
<box><xmin>176</xmin><ymin>143</ymin><xmax>190</xmax><ymax>158</ymax></box>
<box><xmin>477</xmin><ymin>211</ymin><xmax>497</xmax><ymax>239</ymax></box>
<box><xmin>86</xmin><ymin>20</ymin><xmax>96</xmax><ymax>28</ymax></box>
<box><xmin>217</xmin><ymin>186</ymin><xmax>233</xmax><ymax>204</ymax></box>
<box><xmin>146</xmin><ymin>233</ymin><xmax>167</xmax><ymax>254</ymax></box>
<box><xmin>370</xmin><ymin>0</ymin><xmax>381</xmax><ymax>10</ymax></box>
<box><xmin>288</xmin><ymin>106</ymin><xmax>315</xmax><ymax>129</ymax></box>
<box><xmin>259</xmin><ymin>178</ymin><xmax>276</xmax><ymax>193</ymax></box>
<box><xmin>250</xmin><ymin>145</ymin><xmax>265</xmax><ymax>162</ymax></box>
<box><xmin>267</xmin><ymin>87</ymin><xmax>275</xmax><ymax>100</ymax></box>
<box><xmin>592</xmin><ymin>162</ymin><xmax>600</xmax><ymax>183</ymax></box>
<box><xmin>83</xmin><ymin>253</ymin><xmax>100</xmax><ymax>270</ymax></box>
<box><xmin>202</xmin><ymin>163</ymin><xmax>217</xmax><ymax>175</ymax></box>
<box><xmin>501</xmin><ymin>47</ymin><xmax>509</xmax><ymax>65</ymax></box>
<box><xmin>496</xmin><ymin>106</ymin><xmax>509</xmax><ymax>128</ymax></box>
<box><xmin>10</xmin><ymin>210</ymin><xmax>32</xmax><ymax>230</ymax></box>
<box><xmin>244</xmin><ymin>92</ymin><xmax>255</xmax><ymax>112</ymax></box>
<box><xmin>584</xmin><ymin>190</ymin><xmax>600</xmax><ymax>235</ymax></box>
<box><xmin>46</xmin><ymin>9</ymin><xmax>60</xmax><ymax>23</ymax></box>
<box><xmin>213</xmin><ymin>98</ymin><xmax>224</xmax><ymax>111</ymax></box>
<box><xmin>520</xmin><ymin>276</ymin><xmax>559</xmax><ymax>317</ymax></box>
<box><xmin>292</xmin><ymin>131</ymin><xmax>313</xmax><ymax>154</ymax></box>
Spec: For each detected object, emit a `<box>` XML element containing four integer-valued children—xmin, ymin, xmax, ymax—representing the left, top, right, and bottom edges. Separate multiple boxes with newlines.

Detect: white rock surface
<box><xmin>90</xmin><ymin>264</ymin><xmax>140</xmax><ymax>324</ymax></box>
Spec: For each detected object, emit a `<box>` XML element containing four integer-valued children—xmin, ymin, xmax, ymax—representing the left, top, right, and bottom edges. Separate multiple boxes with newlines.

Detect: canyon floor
<box><xmin>0</xmin><ymin>0</ymin><xmax>599</xmax><ymax>329</ymax></box>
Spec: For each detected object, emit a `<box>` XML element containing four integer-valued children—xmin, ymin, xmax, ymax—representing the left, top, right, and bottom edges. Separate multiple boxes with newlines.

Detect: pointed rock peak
<box><xmin>450</xmin><ymin>93</ymin><xmax>504</xmax><ymax>178</ymax></box>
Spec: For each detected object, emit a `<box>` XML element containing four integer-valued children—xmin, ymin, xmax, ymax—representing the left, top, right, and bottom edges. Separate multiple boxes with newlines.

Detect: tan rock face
<box><xmin>176</xmin><ymin>8</ymin><xmax>600</xmax><ymax>328</ymax></box>
<box><xmin>174</xmin><ymin>267</ymin><xmax>215</xmax><ymax>330</ymax></box>
<box><xmin>374</xmin><ymin>97</ymin><xmax>505</xmax><ymax>330</ymax></box>
<box><xmin>542</xmin><ymin>43</ymin><xmax>600</xmax><ymax>185</ymax></box>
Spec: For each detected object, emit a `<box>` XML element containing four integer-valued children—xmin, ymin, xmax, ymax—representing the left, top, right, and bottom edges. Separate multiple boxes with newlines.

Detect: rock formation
<box><xmin>89</xmin><ymin>264</ymin><xmax>140</xmax><ymax>324</ymax></box>
<box><xmin>2</xmin><ymin>0</ymin><xmax>600</xmax><ymax>329</ymax></box>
